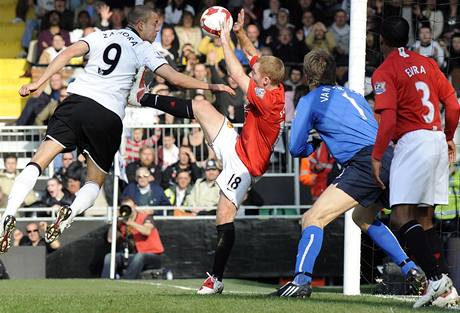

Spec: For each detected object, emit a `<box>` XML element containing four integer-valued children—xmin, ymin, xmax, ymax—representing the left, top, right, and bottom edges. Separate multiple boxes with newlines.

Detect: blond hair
<box><xmin>258</xmin><ymin>56</ymin><xmax>285</xmax><ymax>86</ymax></box>
<box><xmin>303</xmin><ymin>49</ymin><xmax>336</xmax><ymax>89</ymax></box>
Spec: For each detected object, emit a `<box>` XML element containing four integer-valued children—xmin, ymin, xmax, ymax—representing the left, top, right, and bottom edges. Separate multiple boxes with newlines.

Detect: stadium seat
<box><xmin>0</xmin><ymin>0</ymin><xmax>24</xmax><ymax>58</ymax></box>
<box><xmin>0</xmin><ymin>59</ymin><xmax>29</xmax><ymax>119</ymax></box>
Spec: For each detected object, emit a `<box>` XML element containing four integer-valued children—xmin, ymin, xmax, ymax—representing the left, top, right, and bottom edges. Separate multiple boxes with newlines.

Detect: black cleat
<box><xmin>270</xmin><ymin>281</ymin><xmax>312</xmax><ymax>298</ymax></box>
<box><xmin>406</xmin><ymin>268</ymin><xmax>428</xmax><ymax>295</ymax></box>
<box><xmin>0</xmin><ymin>215</ymin><xmax>16</xmax><ymax>254</ymax></box>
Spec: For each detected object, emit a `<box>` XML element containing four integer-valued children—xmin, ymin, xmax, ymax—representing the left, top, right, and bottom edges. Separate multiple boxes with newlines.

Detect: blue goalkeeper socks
<box><xmin>367</xmin><ymin>220</ymin><xmax>416</xmax><ymax>277</ymax></box>
<box><xmin>293</xmin><ymin>225</ymin><xmax>323</xmax><ymax>285</ymax></box>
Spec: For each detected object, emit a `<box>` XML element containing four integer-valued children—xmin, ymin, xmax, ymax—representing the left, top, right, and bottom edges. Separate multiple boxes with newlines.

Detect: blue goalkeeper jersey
<box><xmin>289</xmin><ymin>85</ymin><xmax>378</xmax><ymax>165</ymax></box>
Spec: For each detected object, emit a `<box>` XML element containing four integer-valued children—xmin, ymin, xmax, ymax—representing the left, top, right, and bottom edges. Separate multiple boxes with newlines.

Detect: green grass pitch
<box><xmin>0</xmin><ymin>279</ymin><xmax>454</xmax><ymax>313</ymax></box>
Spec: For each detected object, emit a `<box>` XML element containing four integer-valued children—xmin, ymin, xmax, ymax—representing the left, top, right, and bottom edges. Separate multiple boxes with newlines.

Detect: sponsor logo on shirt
<box><xmin>374</xmin><ymin>82</ymin><xmax>386</xmax><ymax>95</ymax></box>
<box><xmin>255</xmin><ymin>87</ymin><xmax>265</xmax><ymax>98</ymax></box>
<box><xmin>227</xmin><ymin>121</ymin><xmax>234</xmax><ymax>128</ymax></box>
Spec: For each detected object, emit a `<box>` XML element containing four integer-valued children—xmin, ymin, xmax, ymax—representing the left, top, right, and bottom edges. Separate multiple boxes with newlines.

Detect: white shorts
<box><xmin>390</xmin><ymin>129</ymin><xmax>449</xmax><ymax>207</ymax></box>
<box><xmin>211</xmin><ymin>119</ymin><xmax>254</xmax><ymax>208</ymax></box>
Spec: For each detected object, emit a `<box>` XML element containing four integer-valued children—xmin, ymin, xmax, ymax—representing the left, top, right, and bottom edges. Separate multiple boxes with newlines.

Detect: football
<box><xmin>200</xmin><ymin>6</ymin><xmax>233</xmax><ymax>38</ymax></box>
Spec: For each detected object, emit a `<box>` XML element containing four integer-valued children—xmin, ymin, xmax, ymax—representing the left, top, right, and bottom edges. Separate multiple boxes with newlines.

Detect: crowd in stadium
<box><xmin>5</xmin><ymin>0</ymin><xmax>460</xmax><ymax>217</ymax></box>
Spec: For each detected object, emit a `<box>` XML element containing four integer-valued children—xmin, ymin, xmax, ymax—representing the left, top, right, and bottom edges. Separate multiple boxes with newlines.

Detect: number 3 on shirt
<box><xmin>415</xmin><ymin>81</ymin><xmax>435</xmax><ymax>123</ymax></box>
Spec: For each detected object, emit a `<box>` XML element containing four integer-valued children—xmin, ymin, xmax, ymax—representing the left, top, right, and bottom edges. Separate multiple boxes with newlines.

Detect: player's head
<box><xmin>251</xmin><ymin>56</ymin><xmax>285</xmax><ymax>89</ymax></box>
<box><xmin>380</xmin><ymin>16</ymin><xmax>409</xmax><ymax>49</ymax></box>
<box><xmin>127</xmin><ymin>5</ymin><xmax>160</xmax><ymax>43</ymax></box>
<box><xmin>303</xmin><ymin>49</ymin><xmax>336</xmax><ymax>90</ymax></box>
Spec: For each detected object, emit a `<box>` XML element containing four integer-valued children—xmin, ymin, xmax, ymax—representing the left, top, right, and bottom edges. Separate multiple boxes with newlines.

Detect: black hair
<box><xmin>380</xmin><ymin>16</ymin><xmax>409</xmax><ymax>47</ymax></box>
<box><xmin>3</xmin><ymin>153</ymin><xmax>17</xmax><ymax>163</ymax></box>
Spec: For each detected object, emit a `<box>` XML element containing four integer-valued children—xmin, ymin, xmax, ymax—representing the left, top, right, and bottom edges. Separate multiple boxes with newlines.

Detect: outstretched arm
<box><xmin>19</xmin><ymin>41</ymin><xmax>89</xmax><ymax>96</ymax></box>
<box><xmin>233</xmin><ymin>9</ymin><xmax>258</xmax><ymax>60</ymax></box>
<box><xmin>220</xmin><ymin>19</ymin><xmax>250</xmax><ymax>93</ymax></box>
<box><xmin>155</xmin><ymin>63</ymin><xmax>235</xmax><ymax>95</ymax></box>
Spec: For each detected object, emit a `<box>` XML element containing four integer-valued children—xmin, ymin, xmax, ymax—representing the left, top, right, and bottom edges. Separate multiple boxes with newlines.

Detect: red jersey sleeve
<box><xmin>435</xmin><ymin>64</ymin><xmax>460</xmax><ymax>140</ymax></box>
<box><xmin>372</xmin><ymin>69</ymin><xmax>398</xmax><ymax>113</ymax></box>
<box><xmin>249</xmin><ymin>55</ymin><xmax>259</xmax><ymax>69</ymax></box>
<box><xmin>247</xmin><ymin>79</ymin><xmax>271</xmax><ymax>113</ymax></box>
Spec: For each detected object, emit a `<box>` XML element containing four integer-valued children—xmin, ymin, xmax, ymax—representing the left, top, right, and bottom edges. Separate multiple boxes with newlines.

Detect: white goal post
<box><xmin>343</xmin><ymin>0</ymin><xmax>368</xmax><ymax>295</ymax></box>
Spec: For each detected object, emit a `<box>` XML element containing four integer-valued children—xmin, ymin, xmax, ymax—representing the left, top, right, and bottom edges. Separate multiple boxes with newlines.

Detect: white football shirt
<box><xmin>66</xmin><ymin>28</ymin><xmax>167</xmax><ymax>119</ymax></box>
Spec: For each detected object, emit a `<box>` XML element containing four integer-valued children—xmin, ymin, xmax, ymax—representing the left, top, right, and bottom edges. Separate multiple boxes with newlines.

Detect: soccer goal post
<box><xmin>343</xmin><ymin>0</ymin><xmax>368</xmax><ymax>296</ymax></box>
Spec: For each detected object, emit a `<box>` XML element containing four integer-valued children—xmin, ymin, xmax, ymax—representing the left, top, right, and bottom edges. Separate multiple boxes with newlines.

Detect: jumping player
<box><xmin>132</xmin><ymin>9</ymin><xmax>285</xmax><ymax>294</ymax></box>
<box><xmin>273</xmin><ymin>49</ymin><xmax>424</xmax><ymax>298</ymax></box>
<box><xmin>3</xmin><ymin>5</ymin><xmax>234</xmax><ymax>253</ymax></box>
<box><xmin>371</xmin><ymin>16</ymin><xmax>460</xmax><ymax>308</ymax></box>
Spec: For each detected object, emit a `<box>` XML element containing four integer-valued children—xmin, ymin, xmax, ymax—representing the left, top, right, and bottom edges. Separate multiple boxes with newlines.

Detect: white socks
<box><xmin>4</xmin><ymin>165</ymin><xmax>40</xmax><ymax>218</ymax></box>
<box><xmin>69</xmin><ymin>181</ymin><xmax>101</xmax><ymax>218</ymax></box>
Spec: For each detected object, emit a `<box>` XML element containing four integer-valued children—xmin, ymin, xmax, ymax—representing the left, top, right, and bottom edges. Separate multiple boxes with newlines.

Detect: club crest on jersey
<box><xmin>374</xmin><ymin>82</ymin><xmax>386</xmax><ymax>95</ymax></box>
<box><xmin>255</xmin><ymin>87</ymin><xmax>265</xmax><ymax>98</ymax></box>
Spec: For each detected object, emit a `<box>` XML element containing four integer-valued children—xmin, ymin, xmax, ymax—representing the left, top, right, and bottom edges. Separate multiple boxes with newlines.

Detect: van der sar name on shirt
<box><xmin>102</xmin><ymin>31</ymin><xmax>139</xmax><ymax>46</ymax></box>
<box><xmin>320</xmin><ymin>87</ymin><xmax>331</xmax><ymax>102</ymax></box>
<box><xmin>405</xmin><ymin>65</ymin><xmax>426</xmax><ymax>77</ymax></box>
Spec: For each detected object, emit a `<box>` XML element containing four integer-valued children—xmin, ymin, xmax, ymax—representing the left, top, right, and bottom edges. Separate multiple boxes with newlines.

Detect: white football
<box><xmin>200</xmin><ymin>6</ymin><xmax>233</xmax><ymax>38</ymax></box>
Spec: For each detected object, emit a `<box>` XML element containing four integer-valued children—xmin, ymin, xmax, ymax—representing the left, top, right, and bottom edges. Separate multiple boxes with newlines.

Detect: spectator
<box><xmin>38</xmin><ymin>33</ymin><xmax>67</xmax><ymax>65</ymax></box>
<box><xmin>16</xmin><ymin>73</ymin><xmax>63</xmax><ymax>125</ymax></box>
<box><xmin>54</xmin><ymin>152</ymin><xmax>75</xmax><ymax>184</ymax></box>
<box><xmin>242</xmin><ymin>0</ymin><xmax>262</xmax><ymax>25</ymax></box>
<box><xmin>292</xmin><ymin>0</ymin><xmax>318</xmax><ymax>26</ymax></box>
<box><xmin>19</xmin><ymin>222</ymin><xmax>60</xmax><ymax>253</ymax></box>
<box><xmin>299</xmin><ymin>11</ymin><xmax>315</xmax><ymax>39</ymax></box>
<box><xmin>101</xmin><ymin>197</ymin><xmax>164</xmax><ymax>279</ymax></box>
<box><xmin>265</xmin><ymin>8</ymin><xmax>295</xmax><ymax>46</ymax></box>
<box><xmin>0</xmin><ymin>154</ymin><xmax>38</xmax><ymax>207</ymax></box>
<box><xmin>164</xmin><ymin>169</ymin><xmax>193</xmax><ymax>207</ymax></box>
<box><xmin>262</xmin><ymin>0</ymin><xmax>280</xmax><ymax>30</ymax></box>
<box><xmin>12</xmin><ymin>0</ymin><xmax>33</xmax><ymax>24</ymax></box>
<box><xmin>74</xmin><ymin>0</ymin><xmax>101</xmax><ymax>26</ymax></box>
<box><xmin>448</xmin><ymin>33</ymin><xmax>460</xmax><ymax>72</ymax></box>
<box><xmin>12</xmin><ymin>229</ymin><xmax>23</xmax><ymax>247</ymax></box>
<box><xmin>126</xmin><ymin>146</ymin><xmax>163</xmax><ymax>184</ymax></box>
<box><xmin>159</xmin><ymin>131</ymin><xmax>179</xmax><ymax>170</ymax></box>
<box><xmin>54</xmin><ymin>0</ymin><xmax>74</xmax><ymax>31</ymax></box>
<box><xmin>247</xmin><ymin>24</ymin><xmax>264</xmax><ymax>51</ymax></box>
<box><xmin>37</xmin><ymin>10</ymin><xmax>71</xmax><ymax>57</ymax></box>
<box><xmin>34</xmin><ymin>87</ymin><xmax>68</xmax><ymax>125</ymax></box>
<box><xmin>284</xmin><ymin>66</ymin><xmax>303</xmax><ymax>92</ymax></box>
<box><xmin>411</xmin><ymin>26</ymin><xmax>445</xmax><ymax>68</ymax></box>
<box><xmin>198</xmin><ymin>36</ymin><xmax>234</xmax><ymax>65</ymax></box>
<box><xmin>184</xmin><ymin>159</ymin><xmax>221</xmax><ymax>215</ymax></box>
<box><xmin>70</xmin><ymin>10</ymin><xmax>94</xmax><ymax>43</ymax></box>
<box><xmin>184</xmin><ymin>63</ymin><xmax>215</xmax><ymax>103</ymax></box>
<box><xmin>306</xmin><ymin>22</ymin><xmax>337</xmax><ymax>53</ymax></box>
<box><xmin>124</xmin><ymin>129</ymin><xmax>159</xmax><ymax>164</ymax></box>
<box><xmin>182</xmin><ymin>120</ymin><xmax>212</xmax><ymax>163</ymax></box>
<box><xmin>66</xmin><ymin>176</ymin><xmax>82</xmax><ymax>196</ymax></box>
<box><xmin>413</xmin><ymin>0</ymin><xmax>444</xmax><ymax>40</ymax></box>
<box><xmin>41</xmin><ymin>177</ymin><xmax>75</xmax><ymax>208</ymax></box>
<box><xmin>161</xmin><ymin>145</ymin><xmax>203</xmax><ymax>189</ymax></box>
<box><xmin>122</xmin><ymin>167</ymin><xmax>170</xmax><ymax>211</ymax></box>
<box><xmin>19</xmin><ymin>0</ymin><xmax>54</xmax><ymax>56</ymax></box>
<box><xmin>164</xmin><ymin>0</ymin><xmax>195</xmax><ymax>25</ymax></box>
<box><xmin>329</xmin><ymin>9</ymin><xmax>350</xmax><ymax>65</ymax></box>
<box><xmin>175</xmin><ymin>10</ymin><xmax>202</xmax><ymax>53</ymax></box>
<box><xmin>272</xmin><ymin>27</ymin><xmax>308</xmax><ymax>63</ymax></box>
<box><xmin>299</xmin><ymin>143</ymin><xmax>335</xmax><ymax>202</ymax></box>
<box><xmin>160</xmin><ymin>26</ymin><xmax>179</xmax><ymax>65</ymax></box>
<box><xmin>366</xmin><ymin>31</ymin><xmax>381</xmax><ymax>70</ymax></box>
<box><xmin>99</xmin><ymin>5</ymin><xmax>125</xmax><ymax>30</ymax></box>
<box><xmin>179</xmin><ymin>43</ymin><xmax>199</xmax><ymax>67</ymax></box>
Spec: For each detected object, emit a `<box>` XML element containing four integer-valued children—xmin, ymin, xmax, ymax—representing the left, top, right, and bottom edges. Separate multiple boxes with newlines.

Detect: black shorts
<box><xmin>46</xmin><ymin>94</ymin><xmax>123</xmax><ymax>173</ymax></box>
<box><xmin>334</xmin><ymin>145</ymin><xmax>393</xmax><ymax>208</ymax></box>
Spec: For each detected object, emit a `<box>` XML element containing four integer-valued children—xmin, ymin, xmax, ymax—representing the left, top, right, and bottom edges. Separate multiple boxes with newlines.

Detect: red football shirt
<box><xmin>235</xmin><ymin>79</ymin><xmax>285</xmax><ymax>177</ymax></box>
<box><xmin>372</xmin><ymin>48</ymin><xmax>457</xmax><ymax>141</ymax></box>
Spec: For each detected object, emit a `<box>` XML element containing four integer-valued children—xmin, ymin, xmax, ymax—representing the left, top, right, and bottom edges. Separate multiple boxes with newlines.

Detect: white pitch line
<box><xmin>119</xmin><ymin>280</ymin><xmax>266</xmax><ymax>295</ymax></box>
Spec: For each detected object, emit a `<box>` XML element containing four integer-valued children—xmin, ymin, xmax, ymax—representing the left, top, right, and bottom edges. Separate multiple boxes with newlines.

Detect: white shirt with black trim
<box><xmin>66</xmin><ymin>28</ymin><xmax>168</xmax><ymax>120</ymax></box>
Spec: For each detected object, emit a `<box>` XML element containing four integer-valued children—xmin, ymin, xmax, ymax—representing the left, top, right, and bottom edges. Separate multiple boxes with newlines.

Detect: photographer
<box><xmin>100</xmin><ymin>197</ymin><xmax>164</xmax><ymax>279</ymax></box>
